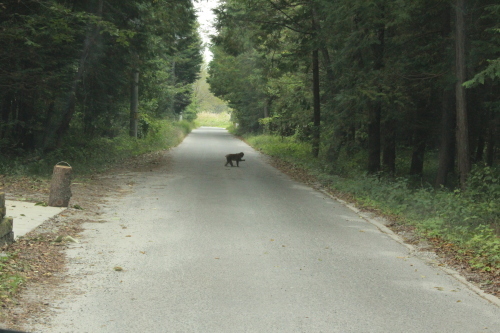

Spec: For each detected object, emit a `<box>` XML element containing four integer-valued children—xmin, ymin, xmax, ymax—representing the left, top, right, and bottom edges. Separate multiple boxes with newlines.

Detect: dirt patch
<box><xmin>0</xmin><ymin>150</ymin><xmax>170</xmax><ymax>331</ymax></box>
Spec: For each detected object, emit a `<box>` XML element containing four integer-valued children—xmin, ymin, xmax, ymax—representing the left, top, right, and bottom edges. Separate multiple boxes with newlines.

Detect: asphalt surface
<box><xmin>31</xmin><ymin>127</ymin><xmax>500</xmax><ymax>332</ymax></box>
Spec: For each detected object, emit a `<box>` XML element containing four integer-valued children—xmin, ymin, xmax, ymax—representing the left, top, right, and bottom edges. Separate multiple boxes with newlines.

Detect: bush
<box><xmin>0</xmin><ymin>119</ymin><xmax>192</xmax><ymax>177</ymax></box>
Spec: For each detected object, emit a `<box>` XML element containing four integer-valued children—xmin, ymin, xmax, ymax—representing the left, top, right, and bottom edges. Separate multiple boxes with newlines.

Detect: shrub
<box><xmin>0</xmin><ymin>119</ymin><xmax>192</xmax><ymax>177</ymax></box>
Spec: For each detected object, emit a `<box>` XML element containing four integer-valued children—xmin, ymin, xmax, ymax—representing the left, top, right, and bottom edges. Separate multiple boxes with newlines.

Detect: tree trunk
<box><xmin>311</xmin><ymin>7</ymin><xmax>321</xmax><ymax>158</ymax></box>
<box><xmin>264</xmin><ymin>99</ymin><xmax>269</xmax><ymax>118</ymax></box>
<box><xmin>474</xmin><ymin>133</ymin><xmax>485</xmax><ymax>163</ymax></box>
<box><xmin>435</xmin><ymin>5</ymin><xmax>455</xmax><ymax>187</ymax></box>
<box><xmin>455</xmin><ymin>0</ymin><xmax>470</xmax><ymax>189</ymax></box>
<box><xmin>48</xmin><ymin>164</ymin><xmax>73</xmax><ymax>207</ymax></box>
<box><xmin>0</xmin><ymin>94</ymin><xmax>11</xmax><ymax>140</ymax></box>
<box><xmin>485</xmin><ymin>117</ymin><xmax>497</xmax><ymax>166</ymax></box>
<box><xmin>129</xmin><ymin>71</ymin><xmax>139</xmax><ymax>138</ymax></box>
<box><xmin>53</xmin><ymin>0</ymin><xmax>103</xmax><ymax>149</ymax></box>
<box><xmin>382</xmin><ymin>119</ymin><xmax>396</xmax><ymax>175</ymax></box>
<box><xmin>312</xmin><ymin>48</ymin><xmax>321</xmax><ymax>158</ymax></box>
<box><xmin>410</xmin><ymin>129</ymin><xmax>426</xmax><ymax>176</ymax></box>
<box><xmin>0</xmin><ymin>193</ymin><xmax>5</xmax><ymax>218</ymax></box>
<box><xmin>17</xmin><ymin>97</ymin><xmax>35</xmax><ymax>149</ymax></box>
<box><xmin>367</xmin><ymin>103</ymin><xmax>382</xmax><ymax>173</ymax></box>
<box><xmin>435</xmin><ymin>88</ymin><xmax>456</xmax><ymax>187</ymax></box>
<box><xmin>42</xmin><ymin>101</ymin><xmax>55</xmax><ymax>149</ymax></box>
<box><xmin>320</xmin><ymin>47</ymin><xmax>335</xmax><ymax>101</ymax></box>
<box><xmin>367</xmin><ymin>22</ymin><xmax>385</xmax><ymax>174</ymax></box>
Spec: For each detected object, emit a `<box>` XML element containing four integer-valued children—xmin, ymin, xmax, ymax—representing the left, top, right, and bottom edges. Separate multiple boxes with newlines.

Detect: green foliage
<box><xmin>0</xmin><ymin>252</ymin><xmax>25</xmax><ymax>301</ymax></box>
<box><xmin>195</xmin><ymin>112</ymin><xmax>232</xmax><ymax>128</ymax></box>
<box><xmin>193</xmin><ymin>65</ymin><xmax>231</xmax><ymax>114</ymax></box>
<box><xmin>0</xmin><ymin>119</ymin><xmax>191</xmax><ymax>176</ymax></box>
<box><xmin>176</xmin><ymin>120</ymin><xmax>196</xmax><ymax>136</ymax></box>
<box><xmin>464</xmin><ymin>59</ymin><xmax>500</xmax><ymax>87</ymax></box>
<box><xmin>0</xmin><ymin>0</ymin><xmax>202</xmax><ymax>154</ymax></box>
<box><xmin>246</xmin><ymin>135</ymin><xmax>312</xmax><ymax>164</ymax></box>
<box><xmin>208</xmin><ymin>46</ymin><xmax>266</xmax><ymax>132</ymax></box>
<box><xmin>183</xmin><ymin>95</ymin><xmax>199</xmax><ymax>122</ymax></box>
<box><xmin>209</xmin><ymin>0</ymin><xmax>500</xmax><ymax>183</ymax></box>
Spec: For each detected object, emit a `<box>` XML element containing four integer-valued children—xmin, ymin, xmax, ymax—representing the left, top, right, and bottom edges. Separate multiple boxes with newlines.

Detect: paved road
<box><xmin>33</xmin><ymin>127</ymin><xmax>500</xmax><ymax>332</ymax></box>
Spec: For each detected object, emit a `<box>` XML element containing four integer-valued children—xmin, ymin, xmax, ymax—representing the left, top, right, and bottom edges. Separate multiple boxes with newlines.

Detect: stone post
<box><xmin>0</xmin><ymin>193</ymin><xmax>14</xmax><ymax>245</ymax></box>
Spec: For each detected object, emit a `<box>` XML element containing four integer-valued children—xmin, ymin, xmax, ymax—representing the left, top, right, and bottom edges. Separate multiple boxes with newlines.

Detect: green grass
<box><xmin>246</xmin><ymin>133</ymin><xmax>500</xmax><ymax>272</ymax></box>
<box><xmin>195</xmin><ymin>111</ymin><xmax>232</xmax><ymax>128</ymax></box>
<box><xmin>0</xmin><ymin>252</ymin><xmax>25</xmax><ymax>303</ymax></box>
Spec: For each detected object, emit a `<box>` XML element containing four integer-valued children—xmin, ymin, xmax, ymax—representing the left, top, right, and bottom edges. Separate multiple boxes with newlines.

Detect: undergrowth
<box><xmin>246</xmin><ymin>134</ymin><xmax>500</xmax><ymax>272</ymax></box>
<box><xmin>0</xmin><ymin>252</ymin><xmax>25</xmax><ymax>306</ymax></box>
<box><xmin>0</xmin><ymin>119</ymin><xmax>194</xmax><ymax>177</ymax></box>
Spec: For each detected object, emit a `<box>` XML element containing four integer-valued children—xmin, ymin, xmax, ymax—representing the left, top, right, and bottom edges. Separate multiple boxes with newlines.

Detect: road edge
<box><xmin>319</xmin><ymin>189</ymin><xmax>500</xmax><ymax>308</ymax></box>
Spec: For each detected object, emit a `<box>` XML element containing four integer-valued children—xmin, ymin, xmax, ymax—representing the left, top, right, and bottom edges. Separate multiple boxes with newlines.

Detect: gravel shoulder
<box><xmin>0</xmin><ymin>151</ymin><xmax>169</xmax><ymax>331</ymax></box>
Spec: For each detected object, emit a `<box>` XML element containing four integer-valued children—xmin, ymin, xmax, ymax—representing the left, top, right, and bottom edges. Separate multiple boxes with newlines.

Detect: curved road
<box><xmin>34</xmin><ymin>127</ymin><xmax>500</xmax><ymax>332</ymax></box>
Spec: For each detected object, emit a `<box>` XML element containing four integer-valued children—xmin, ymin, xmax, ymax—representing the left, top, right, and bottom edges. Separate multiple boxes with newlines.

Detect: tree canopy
<box><xmin>0</xmin><ymin>0</ymin><xmax>202</xmax><ymax>153</ymax></box>
<box><xmin>208</xmin><ymin>0</ymin><xmax>500</xmax><ymax>188</ymax></box>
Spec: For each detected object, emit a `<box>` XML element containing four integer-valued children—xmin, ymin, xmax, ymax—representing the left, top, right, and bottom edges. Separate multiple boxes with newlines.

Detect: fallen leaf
<box><xmin>114</xmin><ymin>266</ymin><xmax>123</xmax><ymax>271</ymax></box>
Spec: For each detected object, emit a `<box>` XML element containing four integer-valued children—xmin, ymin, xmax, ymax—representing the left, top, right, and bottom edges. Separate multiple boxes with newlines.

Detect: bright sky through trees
<box><xmin>193</xmin><ymin>0</ymin><xmax>218</xmax><ymax>62</ymax></box>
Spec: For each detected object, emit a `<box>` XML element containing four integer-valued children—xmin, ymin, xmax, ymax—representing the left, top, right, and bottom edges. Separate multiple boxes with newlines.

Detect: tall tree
<box><xmin>455</xmin><ymin>0</ymin><xmax>471</xmax><ymax>189</ymax></box>
<box><xmin>207</xmin><ymin>0</ymin><xmax>500</xmax><ymax>180</ymax></box>
<box><xmin>0</xmin><ymin>0</ymin><xmax>202</xmax><ymax>154</ymax></box>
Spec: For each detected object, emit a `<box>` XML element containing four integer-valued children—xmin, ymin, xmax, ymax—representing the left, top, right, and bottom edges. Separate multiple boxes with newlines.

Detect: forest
<box><xmin>208</xmin><ymin>0</ymin><xmax>499</xmax><ymax>189</ymax></box>
<box><xmin>0</xmin><ymin>0</ymin><xmax>499</xmax><ymax>276</ymax></box>
<box><xmin>0</xmin><ymin>0</ymin><xmax>202</xmax><ymax>169</ymax></box>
